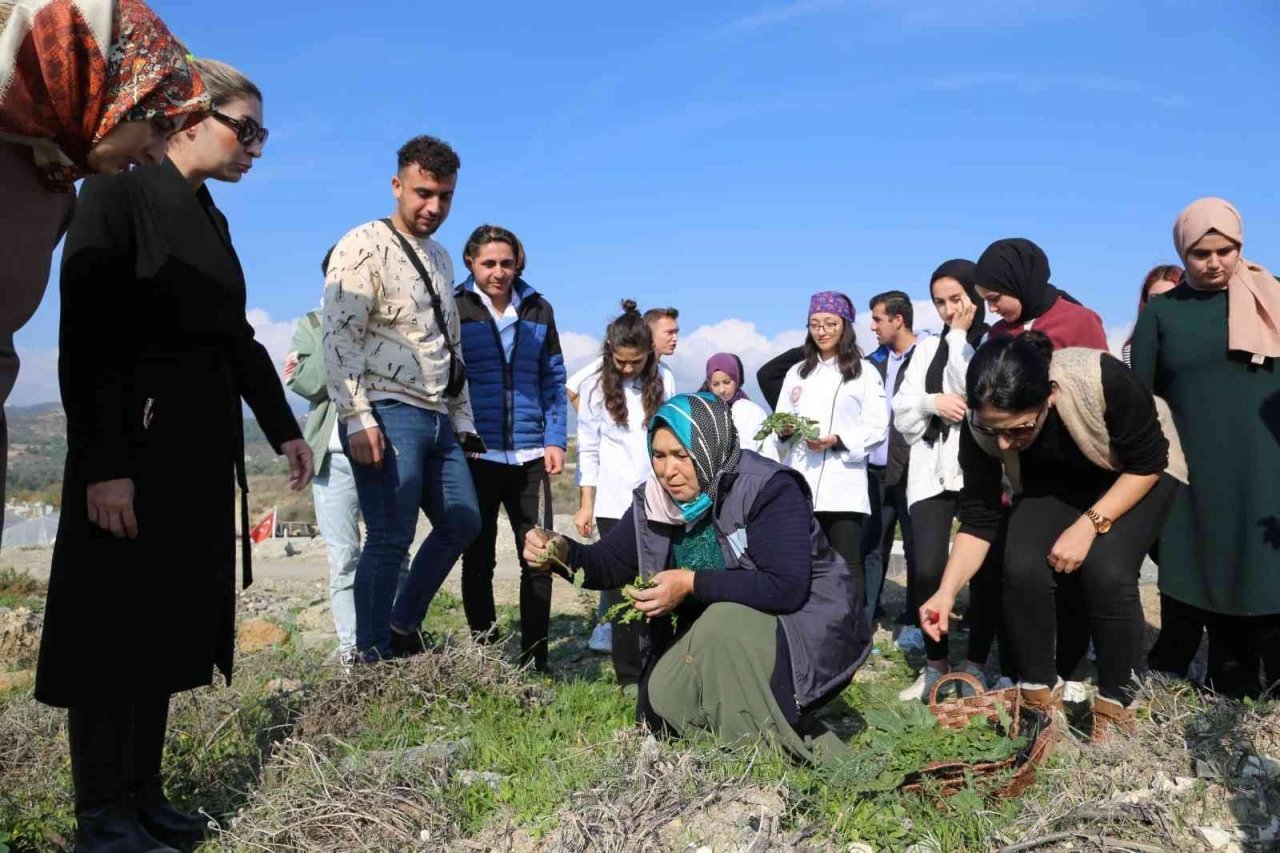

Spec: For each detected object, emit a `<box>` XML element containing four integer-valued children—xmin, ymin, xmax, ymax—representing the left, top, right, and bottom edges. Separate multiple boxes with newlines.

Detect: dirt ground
<box><xmin>4</xmin><ymin>511</ymin><xmax>1173</xmax><ymax>661</ymax></box>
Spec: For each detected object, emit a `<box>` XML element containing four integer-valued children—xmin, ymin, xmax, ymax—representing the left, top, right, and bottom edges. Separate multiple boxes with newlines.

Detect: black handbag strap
<box><xmin>378</xmin><ymin>218</ymin><xmax>459</xmax><ymax>357</ymax></box>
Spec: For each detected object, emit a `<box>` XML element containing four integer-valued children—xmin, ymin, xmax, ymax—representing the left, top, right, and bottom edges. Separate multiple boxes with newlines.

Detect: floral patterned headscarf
<box><xmin>0</xmin><ymin>0</ymin><xmax>209</xmax><ymax>189</ymax></box>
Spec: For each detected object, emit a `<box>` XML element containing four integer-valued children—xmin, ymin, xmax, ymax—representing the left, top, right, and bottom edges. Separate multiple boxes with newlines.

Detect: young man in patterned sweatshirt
<box><xmin>322</xmin><ymin>135</ymin><xmax>481</xmax><ymax>662</ymax></box>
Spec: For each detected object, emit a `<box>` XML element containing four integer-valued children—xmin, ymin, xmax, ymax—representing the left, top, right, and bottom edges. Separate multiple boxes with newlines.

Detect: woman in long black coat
<box><xmin>34</xmin><ymin>60</ymin><xmax>312</xmax><ymax>852</ymax></box>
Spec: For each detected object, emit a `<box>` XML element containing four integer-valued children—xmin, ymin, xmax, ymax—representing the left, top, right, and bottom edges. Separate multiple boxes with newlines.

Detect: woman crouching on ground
<box><xmin>525</xmin><ymin>393</ymin><xmax>872</xmax><ymax>763</ymax></box>
<box><xmin>918</xmin><ymin>332</ymin><xmax>1183</xmax><ymax>741</ymax></box>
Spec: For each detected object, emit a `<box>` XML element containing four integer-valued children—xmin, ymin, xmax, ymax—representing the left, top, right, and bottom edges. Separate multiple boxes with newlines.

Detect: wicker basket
<box><xmin>899</xmin><ymin>672</ymin><xmax>1057</xmax><ymax>799</ymax></box>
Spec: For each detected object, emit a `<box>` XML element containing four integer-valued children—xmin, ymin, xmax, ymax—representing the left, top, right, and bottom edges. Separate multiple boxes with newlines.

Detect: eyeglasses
<box><xmin>967</xmin><ymin>404</ymin><xmax>1047</xmax><ymax>441</ymax></box>
<box><xmin>807</xmin><ymin>321</ymin><xmax>843</xmax><ymax>334</ymax></box>
<box><xmin>210</xmin><ymin>111</ymin><xmax>269</xmax><ymax>146</ymax></box>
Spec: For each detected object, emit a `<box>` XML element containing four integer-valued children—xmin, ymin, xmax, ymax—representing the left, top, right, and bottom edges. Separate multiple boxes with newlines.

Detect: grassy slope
<box><xmin>3</xmin><ymin>567</ymin><xmax>1277</xmax><ymax>851</ymax></box>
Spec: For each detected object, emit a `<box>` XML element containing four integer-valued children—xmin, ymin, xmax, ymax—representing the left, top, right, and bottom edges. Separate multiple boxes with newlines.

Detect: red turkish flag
<box><xmin>249</xmin><ymin>509</ymin><xmax>276</xmax><ymax>544</ymax></box>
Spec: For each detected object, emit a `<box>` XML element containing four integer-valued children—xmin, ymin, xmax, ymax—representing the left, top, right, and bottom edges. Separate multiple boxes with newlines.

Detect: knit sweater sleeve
<box><xmin>565</xmin><ymin>507</ymin><xmax>643</xmax><ymax>590</ymax></box>
<box><xmin>691</xmin><ymin>474</ymin><xmax>812</xmax><ymax>614</ymax></box>
<box><xmin>322</xmin><ymin>227</ymin><xmax>379</xmax><ymax>433</ymax></box>
<box><xmin>1100</xmin><ymin>353</ymin><xmax>1167</xmax><ymax>475</ymax></box>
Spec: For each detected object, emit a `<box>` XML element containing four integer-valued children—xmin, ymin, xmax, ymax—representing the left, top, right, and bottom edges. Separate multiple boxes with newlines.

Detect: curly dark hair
<box><xmin>397</xmin><ymin>135</ymin><xmax>460</xmax><ymax>177</ymax></box>
<box><xmin>799</xmin><ymin>319</ymin><xmax>863</xmax><ymax>382</ymax></box>
<box><xmin>599</xmin><ymin>300</ymin><xmax>663</xmax><ymax>428</ymax></box>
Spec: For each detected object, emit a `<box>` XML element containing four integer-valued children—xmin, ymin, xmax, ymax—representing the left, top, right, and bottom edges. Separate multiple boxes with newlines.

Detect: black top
<box><xmin>756</xmin><ymin>345</ymin><xmax>805</xmax><ymax>411</ymax></box>
<box><xmin>957</xmin><ymin>354</ymin><xmax>1167</xmax><ymax>541</ymax></box>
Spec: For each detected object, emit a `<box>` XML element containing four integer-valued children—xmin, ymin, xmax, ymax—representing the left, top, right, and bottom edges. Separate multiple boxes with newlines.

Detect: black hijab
<box><xmin>923</xmin><ymin>259</ymin><xmax>989</xmax><ymax>446</ymax></box>
<box><xmin>975</xmin><ymin>238</ymin><xmax>1065</xmax><ymax>324</ymax></box>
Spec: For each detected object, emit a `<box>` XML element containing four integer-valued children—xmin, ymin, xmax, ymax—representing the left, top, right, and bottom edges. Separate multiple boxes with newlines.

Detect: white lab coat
<box><xmin>892</xmin><ymin>329</ymin><xmax>975</xmax><ymax>508</ymax></box>
<box><xmin>773</xmin><ymin>358</ymin><xmax>888</xmax><ymax>514</ymax></box>
<box><xmin>575</xmin><ymin>366</ymin><xmax>675</xmax><ymax>520</ymax></box>
<box><xmin>729</xmin><ymin>397</ymin><xmax>777</xmax><ymax>461</ymax></box>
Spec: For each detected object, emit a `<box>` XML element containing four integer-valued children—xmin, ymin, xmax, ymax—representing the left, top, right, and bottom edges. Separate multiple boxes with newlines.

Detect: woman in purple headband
<box><xmin>769</xmin><ymin>291</ymin><xmax>889</xmax><ymax>608</ymax></box>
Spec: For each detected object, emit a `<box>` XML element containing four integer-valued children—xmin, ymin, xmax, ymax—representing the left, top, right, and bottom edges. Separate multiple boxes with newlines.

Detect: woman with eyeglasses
<box><xmin>35</xmin><ymin>59</ymin><xmax>311</xmax><ymax>850</ymax></box>
<box><xmin>575</xmin><ymin>299</ymin><xmax>675</xmax><ymax>687</ymax></box>
<box><xmin>917</xmin><ymin>332</ymin><xmax>1183</xmax><ymax>742</ymax></box>
<box><xmin>771</xmin><ymin>291</ymin><xmax>888</xmax><ymax>605</ymax></box>
<box><xmin>975</xmin><ymin>238</ymin><xmax>1108</xmax><ymax>352</ymax></box>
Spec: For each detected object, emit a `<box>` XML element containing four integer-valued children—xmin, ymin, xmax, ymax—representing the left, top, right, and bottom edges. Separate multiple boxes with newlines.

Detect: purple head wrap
<box><xmin>808</xmin><ymin>290</ymin><xmax>856</xmax><ymax>323</ymax></box>
<box><xmin>705</xmin><ymin>353</ymin><xmax>748</xmax><ymax>406</ymax></box>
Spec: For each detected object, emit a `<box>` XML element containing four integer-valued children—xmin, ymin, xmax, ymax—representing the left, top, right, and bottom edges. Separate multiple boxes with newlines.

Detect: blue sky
<box><xmin>11</xmin><ymin>0</ymin><xmax>1280</xmax><ymax>405</ymax></box>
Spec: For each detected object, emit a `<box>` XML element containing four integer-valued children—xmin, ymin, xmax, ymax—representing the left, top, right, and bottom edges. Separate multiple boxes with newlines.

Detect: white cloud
<box><xmin>711</xmin><ymin>0</ymin><xmax>846</xmax><ymax>37</ymax></box>
<box><xmin>665</xmin><ymin>318</ymin><xmax>807</xmax><ymax>399</ymax></box>
<box><xmin>246</xmin><ymin>308</ymin><xmax>303</xmax><ymax>380</ymax></box>
<box><xmin>5</xmin><ymin>348</ymin><xmax>60</xmax><ymax>409</ymax></box>
<box><xmin>559</xmin><ymin>330</ymin><xmax>602</xmax><ymax>377</ymax></box>
<box><xmin>1106</xmin><ymin>323</ymin><xmax>1132</xmax><ymax>359</ymax></box>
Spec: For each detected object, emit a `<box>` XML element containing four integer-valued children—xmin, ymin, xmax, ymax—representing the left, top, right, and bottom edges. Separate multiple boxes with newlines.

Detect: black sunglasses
<box><xmin>210</xmin><ymin>110</ymin><xmax>269</xmax><ymax>146</ymax></box>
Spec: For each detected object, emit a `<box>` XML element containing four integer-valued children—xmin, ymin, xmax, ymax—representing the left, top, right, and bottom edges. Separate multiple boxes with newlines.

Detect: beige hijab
<box><xmin>1173</xmin><ymin>197</ymin><xmax>1280</xmax><ymax>363</ymax></box>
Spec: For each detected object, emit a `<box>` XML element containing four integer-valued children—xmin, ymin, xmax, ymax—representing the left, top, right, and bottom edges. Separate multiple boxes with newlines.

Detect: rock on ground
<box><xmin>238</xmin><ymin>618</ymin><xmax>289</xmax><ymax>653</ymax></box>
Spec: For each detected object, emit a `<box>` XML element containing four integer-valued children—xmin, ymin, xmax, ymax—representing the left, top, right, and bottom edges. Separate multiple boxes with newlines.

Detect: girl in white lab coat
<box><xmin>774</xmin><ymin>291</ymin><xmax>889</xmax><ymax>600</ymax></box>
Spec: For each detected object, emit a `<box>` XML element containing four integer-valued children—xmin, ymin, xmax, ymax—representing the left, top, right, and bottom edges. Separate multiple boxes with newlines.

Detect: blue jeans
<box><xmin>312</xmin><ymin>451</ymin><xmax>361</xmax><ymax>652</ymax></box>
<box><xmin>342</xmin><ymin>402</ymin><xmax>481</xmax><ymax>658</ymax></box>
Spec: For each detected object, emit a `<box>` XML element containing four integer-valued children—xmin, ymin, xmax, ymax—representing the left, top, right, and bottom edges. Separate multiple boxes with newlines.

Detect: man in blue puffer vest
<box><xmin>454</xmin><ymin>225</ymin><xmax>568</xmax><ymax>672</ymax></box>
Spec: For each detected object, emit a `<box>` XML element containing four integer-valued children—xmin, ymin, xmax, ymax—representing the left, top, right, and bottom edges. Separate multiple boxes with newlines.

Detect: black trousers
<box><xmin>1002</xmin><ymin>476</ymin><xmax>1177</xmax><ymax>704</ymax></box>
<box><xmin>860</xmin><ymin>466</ymin><xmax>916</xmax><ymax>621</ymax></box>
<box><xmin>597</xmin><ymin>516</ymin><xmax>645</xmax><ymax>686</ymax></box>
<box><xmin>1149</xmin><ymin>594</ymin><xmax>1278</xmax><ymax>697</ymax></box>
<box><xmin>910</xmin><ymin>491</ymin><xmax>1011</xmax><ymax>670</ymax></box>
<box><xmin>461</xmin><ymin>458</ymin><xmax>553</xmax><ymax>670</ymax></box>
<box><xmin>67</xmin><ymin>696</ymin><xmax>170</xmax><ymax>812</ymax></box>
<box><xmin>817</xmin><ymin>511</ymin><xmax>865</xmax><ymax>613</ymax></box>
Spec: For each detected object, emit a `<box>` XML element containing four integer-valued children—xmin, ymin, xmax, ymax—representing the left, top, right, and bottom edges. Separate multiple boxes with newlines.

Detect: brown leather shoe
<box><xmin>1091</xmin><ymin>696</ymin><xmax>1136</xmax><ymax>743</ymax></box>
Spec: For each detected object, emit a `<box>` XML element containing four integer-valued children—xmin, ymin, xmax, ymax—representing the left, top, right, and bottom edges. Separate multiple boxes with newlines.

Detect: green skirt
<box><xmin>647</xmin><ymin>602</ymin><xmax>850</xmax><ymax>765</ymax></box>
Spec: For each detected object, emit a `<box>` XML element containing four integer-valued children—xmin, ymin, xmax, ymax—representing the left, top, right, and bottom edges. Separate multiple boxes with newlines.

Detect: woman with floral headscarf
<box><xmin>0</xmin><ymin>0</ymin><xmax>208</xmax><ymax>527</ymax></box>
<box><xmin>1131</xmin><ymin>197</ymin><xmax>1280</xmax><ymax>697</ymax></box>
<box><xmin>525</xmin><ymin>393</ymin><xmax>871</xmax><ymax>764</ymax></box>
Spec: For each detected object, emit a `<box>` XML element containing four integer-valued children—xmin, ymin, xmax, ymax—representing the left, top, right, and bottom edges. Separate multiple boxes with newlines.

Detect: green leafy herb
<box><xmin>755</xmin><ymin>412</ymin><xmax>821</xmax><ymax>443</ymax></box>
<box><xmin>600</xmin><ymin>576</ymin><xmax>658</xmax><ymax>625</ymax></box>
<box><xmin>828</xmin><ymin>692</ymin><xmax>1027</xmax><ymax>795</ymax></box>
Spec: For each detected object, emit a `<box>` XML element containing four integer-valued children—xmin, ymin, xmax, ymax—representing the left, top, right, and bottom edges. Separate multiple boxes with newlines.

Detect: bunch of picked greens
<box><xmin>530</xmin><ymin>530</ymin><xmax>584</xmax><ymax>588</ymax></box>
<box><xmin>828</xmin><ymin>691</ymin><xmax>1026</xmax><ymax>794</ymax></box>
<box><xmin>600</xmin><ymin>576</ymin><xmax>658</xmax><ymax>626</ymax></box>
<box><xmin>755</xmin><ymin>412</ymin><xmax>821</xmax><ymax>443</ymax></box>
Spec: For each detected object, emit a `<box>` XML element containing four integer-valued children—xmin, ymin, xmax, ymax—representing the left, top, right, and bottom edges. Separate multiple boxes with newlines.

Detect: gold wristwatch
<box><xmin>1084</xmin><ymin>508</ymin><xmax>1112</xmax><ymax>535</ymax></box>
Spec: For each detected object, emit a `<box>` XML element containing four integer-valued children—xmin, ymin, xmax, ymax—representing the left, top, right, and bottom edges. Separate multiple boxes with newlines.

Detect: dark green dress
<box><xmin>1130</xmin><ymin>284</ymin><xmax>1280</xmax><ymax>616</ymax></box>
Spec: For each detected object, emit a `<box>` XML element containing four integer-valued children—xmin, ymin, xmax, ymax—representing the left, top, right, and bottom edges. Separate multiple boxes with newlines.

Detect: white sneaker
<box><xmin>1062</xmin><ymin>680</ymin><xmax>1090</xmax><ymax>704</ymax></box>
<box><xmin>895</xmin><ymin>626</ymin><xmax>926</xmax><ymax>653</ymax></box>
<box><xmin>899</xmin><ymin>666</ymin><xmax>947</xmax><ymax>702</ymax></box>
<box><xmin>588</xmin><ymin>623</ymin><xmax>613</xmax><ymax>654</ymax></box>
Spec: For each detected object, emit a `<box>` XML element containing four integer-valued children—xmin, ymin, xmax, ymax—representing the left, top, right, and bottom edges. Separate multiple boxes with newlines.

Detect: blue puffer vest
<box><xmin>455</xmin><ymin>277</ymin><xmax>568</xmax><ymax>451</ymax></box>
<box><xmin>630</xmin><ymin>451</ymin><xmax>873</xmax><ymax>712</ymax></box>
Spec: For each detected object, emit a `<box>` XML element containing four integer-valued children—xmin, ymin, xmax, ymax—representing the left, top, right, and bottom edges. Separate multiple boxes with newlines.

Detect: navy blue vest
<box><xmin>630</xmin><ymin>452</ymin><xmax>873</xmax><ymax>711</ymax></box>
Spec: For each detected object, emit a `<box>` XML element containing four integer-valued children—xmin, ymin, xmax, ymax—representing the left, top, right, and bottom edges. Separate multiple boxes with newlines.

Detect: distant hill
<box><xmin>4</xmin><ymin>403</ymin><xmax>298</xmax><ymax>507</ymax></box>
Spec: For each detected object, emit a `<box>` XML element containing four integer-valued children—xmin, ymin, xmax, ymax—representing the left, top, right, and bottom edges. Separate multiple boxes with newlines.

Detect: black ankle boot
<box><xmin>74</xmin><ymin>798</ymin><xmax>178</xmax><ymax>853</ymax></box>
<box><xmin>134</xmin><ymin>786</ymin><xmax>210</xmax><ymax>852</ymax></box>
<box><xmin>390</xmin><ymin>627</ymin><xmax>429</xmax><ymax>658</ymax></box>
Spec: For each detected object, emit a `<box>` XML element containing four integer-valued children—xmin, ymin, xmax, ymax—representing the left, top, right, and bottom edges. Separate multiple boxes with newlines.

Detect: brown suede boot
<box><xmin>1019</xmin><ymin>682</ymin><xmax>1064</xmax><ymax>717</ymax></box>
<box><xmin>1091</xmin><ymin>696</ymin><xmax>1137</xmax><ymax>743</ymax></box>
